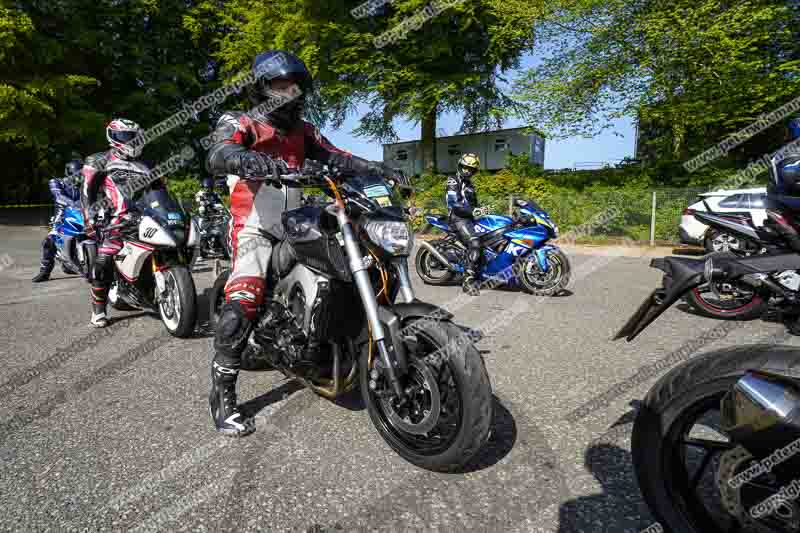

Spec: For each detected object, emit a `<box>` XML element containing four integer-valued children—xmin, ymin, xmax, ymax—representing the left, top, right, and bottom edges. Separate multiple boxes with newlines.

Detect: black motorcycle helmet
<box><xmin>200</xmin><ymin>176</ymin><xmax>214</xmax><ymax>191</ymax></box>
<box><xmin>65</xmin><ymin>159</ymin><xmax>83</xmax><ymax>177</ymax></box>
<box><xmin>767</xmin><ymin>115</ymin><xmax>800</xmax><ymax>210</ymax></box>
<box><xmin>247</xmin><ymin>50</ymin><xmax>313</xmax><ymax>130</ymax></box>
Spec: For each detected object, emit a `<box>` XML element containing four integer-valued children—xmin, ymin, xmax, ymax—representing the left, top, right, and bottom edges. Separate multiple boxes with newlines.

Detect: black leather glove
<box><xmin>238</xmin><ymin>151</ymin><xmax>290</xmax><ymax>180</ymax></box>
<box><xmin>327</xmin><ymin>153</ymin><xmax>399</xmax><ymax>179</ymax></box>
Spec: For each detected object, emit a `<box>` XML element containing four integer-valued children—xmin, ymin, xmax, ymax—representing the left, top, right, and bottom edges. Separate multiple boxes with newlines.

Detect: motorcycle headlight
<box><xmin>364</xmin><ymin>220</ymin><xmax>414</xmax><ymax>255</ymax></box>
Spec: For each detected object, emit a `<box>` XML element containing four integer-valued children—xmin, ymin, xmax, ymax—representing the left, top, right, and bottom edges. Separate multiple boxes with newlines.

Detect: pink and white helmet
<box><xmin>106</xmin><ymin>118</ymin><xmax>144</xmax><ymax>158</ymax></box>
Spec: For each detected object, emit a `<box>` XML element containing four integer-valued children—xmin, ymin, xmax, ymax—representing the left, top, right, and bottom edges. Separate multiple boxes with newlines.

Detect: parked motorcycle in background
<box><xmin>49</xmin><ymin>205</ymin><xmax>96</xmax><ymax>280</ymax></box>
<box><xmin>679</xmin><ymin>205</ymin><xmax>800</xmax><ymax>321</ymax></box>
<box><xmin>416</xmin><ymin>198</ymin><xmax>571</xmax><ymax>295</ymax></box>
<box><xmin>105</xmin><ymin>179</ymin><xmax>199</xmax><ymax>338</ymax></box>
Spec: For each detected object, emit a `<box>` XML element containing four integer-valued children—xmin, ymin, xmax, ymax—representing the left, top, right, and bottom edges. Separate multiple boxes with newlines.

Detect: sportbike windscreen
<box><xmin>137</xmin><ymin>188</ymin><xmax>187</xmax><ymax>229</ymax></box>
<box><xmin>519</xmin><ymin>198</ymin><xmax>546</xmax><ymax>213</ymax></box>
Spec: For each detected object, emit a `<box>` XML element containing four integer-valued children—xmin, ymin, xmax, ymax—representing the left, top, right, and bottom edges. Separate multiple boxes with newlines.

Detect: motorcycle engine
<box><xmin>252</xmin><ymin>300</ymin><xmax>308</xmax><ymax>368</ymax></box>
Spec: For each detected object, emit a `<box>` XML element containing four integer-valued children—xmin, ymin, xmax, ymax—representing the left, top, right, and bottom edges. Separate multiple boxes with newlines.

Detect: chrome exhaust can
<box><xmin>721</xmin><ymin>371</ymin><xmax>800</xmax><ymax>460</ymax></box>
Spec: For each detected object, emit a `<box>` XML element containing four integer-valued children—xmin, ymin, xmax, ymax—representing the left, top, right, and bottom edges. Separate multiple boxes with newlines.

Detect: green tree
<box><xmin>185</xmin><ymin>0</ymin><xmax>546</xmax><ymax>173</ymax></box>
<box><xmin>513</xmin><ymin>0</ymin><xmax>800</xmax><ymax>170</ymax></box>
<box><xmin>0</xmin><ymin>0</ymin><xmax>216</xmax><ymax>204</ymax></box>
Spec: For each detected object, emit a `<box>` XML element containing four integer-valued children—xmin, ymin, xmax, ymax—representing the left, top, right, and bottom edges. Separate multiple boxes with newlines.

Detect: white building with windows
<box><xmin>382</xmin><ymin>127</ymin><xmax>545</xmax><ymax>176</ymax></box>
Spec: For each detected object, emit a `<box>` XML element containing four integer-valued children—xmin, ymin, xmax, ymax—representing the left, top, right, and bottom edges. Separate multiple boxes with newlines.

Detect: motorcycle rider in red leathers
<box><xmin>205</xmin><ymin>50</ymin><xmax>400</xmax><ymax>436</ymax></box>
<box><xmin>81</xmin><ymin>118</ymin><xmax>149</xmax><ymax>328</ymax></box>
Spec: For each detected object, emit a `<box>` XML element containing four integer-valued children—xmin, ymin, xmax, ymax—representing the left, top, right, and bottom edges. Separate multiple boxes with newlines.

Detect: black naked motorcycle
<box><xmin>615</xmin><ymin>251</ymin><xmax>800</xmax><ymax>532</ymax></box>
<box><xmin>209</xmin><ymin>163</ymin><xmax>493</xmax><ymax>472</ymax></box>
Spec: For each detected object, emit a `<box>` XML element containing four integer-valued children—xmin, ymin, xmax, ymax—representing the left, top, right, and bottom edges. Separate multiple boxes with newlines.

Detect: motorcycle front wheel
<box><xmin>360</xmin><ymin>317</ymin><xmax>493</xmax><ymax>472</ymax></box>
<box><xmin>632</xmin><ymin>345</ymin><xmax>800</xmax><ymax>533</ymax></box>
<box><xmin>519</xmin><ymin>248</ymin><xmax>571</xmax><ymax>296</ymax></box>
<box><xmin>158</xmin><ymin>266</ymin><xmax>197</xmax><ymax>338</ymax></box>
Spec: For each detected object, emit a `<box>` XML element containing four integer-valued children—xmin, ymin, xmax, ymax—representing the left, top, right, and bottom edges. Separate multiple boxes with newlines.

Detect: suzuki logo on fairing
<box><xmin>506</xmin><ymin>242</ymin><xmax>528</xmax><ymax>256</ymax></box>
<box><xmin>144</xmin><ymin>228</ymin><xmax>157</xmax><ymax>239</ymax></box>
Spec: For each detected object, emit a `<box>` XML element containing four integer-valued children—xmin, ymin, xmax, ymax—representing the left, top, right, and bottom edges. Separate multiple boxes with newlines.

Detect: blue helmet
<box><xmin>789</xmin><ymin>116</ymin><xmax>800</xmax><ymax>141</ymax></box>
<box><xmin>200</xmin><ymin>176</ymin><xmax>214</xmax><ymax>190</ymax></box>
<box><xmin>64</xmin><ymin>159</ymin><xmax>83</xmax><ymax>177</ymax></box>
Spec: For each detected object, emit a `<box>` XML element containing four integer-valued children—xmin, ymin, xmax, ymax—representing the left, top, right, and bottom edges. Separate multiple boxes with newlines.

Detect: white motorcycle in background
<box><xmin>105</xmin><ymin>182</ymin><xmax>200</xmax><ymax>338</ymax></box>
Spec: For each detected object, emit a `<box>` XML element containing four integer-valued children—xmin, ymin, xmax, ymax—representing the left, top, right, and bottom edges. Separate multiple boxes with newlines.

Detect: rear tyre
<box><xmin>360</xmin><ymin>318</ymin><xmax>493</xmax><ymax>472</ymax></box>
<box><xmin>632</xmin><ymin>345</ymin><xmax>800</xmax><ymax>533</ymax></box>
<box><xmin>158</xmin><ymin>266</ymin><xmax>197</xmax><ymax>338</ymax></box>
<box><xmin>414</xmin><ymin>242</ymin><xmax>455</xmax><ymax>285</ymax></box>
<box><xmin>682</xmin><ymin>253</ymin><xmax>767</xmax><ymax>320</ymax></box>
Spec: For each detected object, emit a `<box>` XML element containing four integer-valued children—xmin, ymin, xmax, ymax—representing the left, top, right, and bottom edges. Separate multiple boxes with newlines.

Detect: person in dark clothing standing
<box><xmin>446</xmin><ymin>153</ymin><xmax>484</xmax><ymax>296</ymax></box>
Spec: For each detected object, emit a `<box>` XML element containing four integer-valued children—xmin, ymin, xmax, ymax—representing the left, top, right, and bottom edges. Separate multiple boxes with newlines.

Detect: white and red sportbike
<box><xmin>104</xmin><ymin>181</ymin><xmax>199</xmax><ymax>338</ymax></box>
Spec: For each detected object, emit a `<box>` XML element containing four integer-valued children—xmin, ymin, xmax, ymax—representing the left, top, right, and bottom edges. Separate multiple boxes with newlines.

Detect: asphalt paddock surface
<box><xmin>1</xmin><ymin>225</ymin><xmax>798</xmax><ymax>532</ymax></box>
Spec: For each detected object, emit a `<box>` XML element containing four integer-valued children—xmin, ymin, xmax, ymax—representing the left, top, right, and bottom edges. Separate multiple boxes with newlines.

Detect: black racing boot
<box><xmin>462</xmin><ymin>272</ymin><xmax>481</xmax><ymax>296</ymax></box>
<box><xmin>32</xmin><ymin>267</ymin><xmax>52</xmax><ymax>283</ymax></box>
<box><xmin>209</xmin><ymin>361</ymin><xmax>254</xmax><ymax>437</ymax></box>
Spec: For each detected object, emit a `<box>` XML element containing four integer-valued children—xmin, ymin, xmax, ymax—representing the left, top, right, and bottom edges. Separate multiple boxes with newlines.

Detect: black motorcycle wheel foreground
<box><xmin>360</xmin><ymin>317</ymin><xmax>492</xmax><ymax>472</ymax></box>
<box><xmin>518</xmin><ymin>248</ymin><xmax>571</xmax><ymax>296</ymax></box>
<box><xmin>414</xmin><ymin>239</ymin><xmax>455</xmax><ymax>285</ymax></box>
<box><xmin>632</xmin><ymin>345</ymin><xmax>800</xmax><ymax>533</ymax></box>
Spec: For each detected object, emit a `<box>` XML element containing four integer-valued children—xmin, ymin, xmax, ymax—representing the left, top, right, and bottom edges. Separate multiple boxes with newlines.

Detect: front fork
<box><xmin>392</xmin><ymin>257</ymin><xmax>416</xmax><ymax>304</ymax></box>
<box><xmin>334</xmin><ymin>206</ymin><xmax>407</xmax><ymax>400</ymax></box>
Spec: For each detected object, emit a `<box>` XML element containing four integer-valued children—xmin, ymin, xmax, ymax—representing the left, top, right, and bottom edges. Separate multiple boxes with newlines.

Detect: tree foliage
<box><xmin>514</xmin><ymin>0</ymin><xmax>800</xmax><ymax>166</ymax></box>
<box><xmin>185</xmin><ymin>0</ymin><xmax>545</xmax><ymax>172</ymax></box>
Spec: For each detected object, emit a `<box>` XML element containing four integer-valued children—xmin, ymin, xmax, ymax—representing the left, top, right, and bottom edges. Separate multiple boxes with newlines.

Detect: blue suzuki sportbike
<box><xmin>49</xmin><ymin>205</ymin><xmax>95</xmax><ymax>280</ymax></box>
<box><xmin>415</xmin><ymin>198</ymin><xmax>571</xmax><ymax>295</ymax></box>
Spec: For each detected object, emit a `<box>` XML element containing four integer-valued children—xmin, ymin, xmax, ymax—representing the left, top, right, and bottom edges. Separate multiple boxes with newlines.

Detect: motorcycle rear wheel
<box><xmin>681</xmin><ymin>252</ymin><xmax>768</xmax><ymax>320</ymax></box>
<box><xmin>360</xmin><ymin>317</ymin><xmax>493</xmax><ymax>472</ymax></box>
<box><xmin>414</xmin><ymin>241</ymin><xmax>455</xmax><ymax>285</ymax></box>
<box><xmin>632</xmin><ymin>345</ymin><xmax>800</xmax><ymax>533</ymax></box>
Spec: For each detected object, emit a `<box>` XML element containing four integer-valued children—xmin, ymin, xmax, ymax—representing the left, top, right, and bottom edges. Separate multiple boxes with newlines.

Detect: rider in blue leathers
<box><xmin>446</xmin><ymin>153</ymin><xmax>484</xmax><ymax>296</ymax></box>
<box><xmin>32</xmin><ymin>159</ymin><xmax>83</xmax><ymax>282</ymax></box>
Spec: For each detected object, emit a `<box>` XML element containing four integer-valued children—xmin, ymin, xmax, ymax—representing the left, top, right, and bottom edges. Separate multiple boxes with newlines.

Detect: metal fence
<box><xmin>414</xmin><ymin>188</ymin><xmax>708</xmax><ymax>246</ymax></box>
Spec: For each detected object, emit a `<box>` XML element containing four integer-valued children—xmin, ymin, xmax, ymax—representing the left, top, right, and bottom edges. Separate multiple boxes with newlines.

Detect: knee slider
<box><xmin>215</xmin><ymin>300</ymin><xmax>253</xmax><ymax>358</ymax></box>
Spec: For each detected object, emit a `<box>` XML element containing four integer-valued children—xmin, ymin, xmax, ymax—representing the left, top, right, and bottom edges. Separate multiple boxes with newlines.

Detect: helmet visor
<box><xmin>109</xmin><ymin>130</ymin><xmax>140</xmax><ymax>144</ymax></box>
<box><xmin>459</xmin><ymin>164</ymin><xmax>477</xmax><ymax>178</ymax></box>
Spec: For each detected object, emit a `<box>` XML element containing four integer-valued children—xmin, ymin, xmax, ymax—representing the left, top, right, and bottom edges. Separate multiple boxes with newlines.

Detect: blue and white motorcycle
<box><xmin>415</xmin><ymin>198</ymin><xmax>571</xmax><ymax>295</ymax></box>
<box><xmin>49</xmin><ymin>205</ymin><xmax>96</xmax><ymax>280</ymax></box>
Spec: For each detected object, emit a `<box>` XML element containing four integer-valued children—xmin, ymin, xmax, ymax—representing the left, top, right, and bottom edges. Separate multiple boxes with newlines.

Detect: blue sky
<box><xmin>319</xmin><ymin>52</ymin><xmax>637</xmax><ymax>170</ymax></box>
